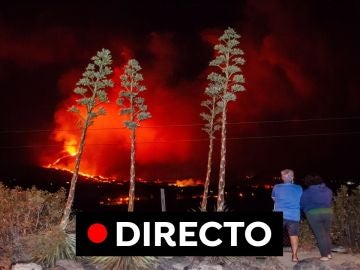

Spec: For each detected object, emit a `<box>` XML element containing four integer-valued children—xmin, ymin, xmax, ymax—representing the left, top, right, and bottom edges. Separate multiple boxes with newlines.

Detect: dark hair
<box><xmin>303</xmin><ymin>174</ymin><xmax>324</xmax><ymax>186</ymax></box>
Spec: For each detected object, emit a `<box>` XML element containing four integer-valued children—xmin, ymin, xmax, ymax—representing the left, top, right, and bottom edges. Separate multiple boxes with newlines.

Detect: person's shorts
<box><xmin>283</xmin><ymin>219</ymin><xmax>299</xmax><ymax>236</ymax></box>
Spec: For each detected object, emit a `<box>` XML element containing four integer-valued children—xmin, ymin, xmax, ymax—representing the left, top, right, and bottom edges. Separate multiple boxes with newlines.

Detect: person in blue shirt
<box><xmin>272</xmin><ymin>169</ymin><xmax>302</xmax><ymax>262</ymax></box>
<box><xmin>300</xmin><ymin>174</ymin><xmax>333</xmax><ymax>261</ymax></box>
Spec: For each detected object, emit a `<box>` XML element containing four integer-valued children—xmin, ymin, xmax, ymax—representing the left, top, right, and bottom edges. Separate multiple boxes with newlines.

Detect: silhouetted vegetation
<box><xmin>332</xmin><ymin>185</ymin><xmax>360</xmax><ymax>252</ymax></box>
<box><xmin>0</xmin><ymin>183</ymin><xmax>71</xmax><ymax>264</ymax></box>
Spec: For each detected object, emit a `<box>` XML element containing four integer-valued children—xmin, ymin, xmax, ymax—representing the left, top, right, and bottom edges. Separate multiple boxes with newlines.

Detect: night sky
<box><xmin>1</xmin><ymin>0</ymin><xmax>359</xmax><ymax>181</ymax></box>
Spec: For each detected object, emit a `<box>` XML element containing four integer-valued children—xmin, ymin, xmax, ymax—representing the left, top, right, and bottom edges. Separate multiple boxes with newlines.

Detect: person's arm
<box><xmin>326</xmin><ymin>186</ymin><xmax>333</xmax><ymax>205</ymax></box>
<box><xmin>271</xmin><ymin>186</ymin><xmax>276</xmax><ymax>210</ymax></box>
<box><xmin>300</xmin><ymin>190</ymin><xmax>306</xmax><ymax>212</ymax></box>
<box><xmin>328</xmin><ymin>186</ymin><xmax>333</xmax><ymax>199</ymax></box>
<box><xmin>271</xmin><ymin>186</ymin><xmax>276</xmax><ymax>201</ymax></box>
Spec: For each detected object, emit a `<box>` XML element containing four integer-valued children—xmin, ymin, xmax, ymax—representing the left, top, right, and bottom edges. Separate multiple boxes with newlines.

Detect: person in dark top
<box><xmin>272</xmin><ymin>169</ymin><xmax>302</xmax><ymax>262</ymax></box>
<box><xmin>300</xmin><ymin>174</ymin><xmax>333</xmax><ymax>261</ymax></box>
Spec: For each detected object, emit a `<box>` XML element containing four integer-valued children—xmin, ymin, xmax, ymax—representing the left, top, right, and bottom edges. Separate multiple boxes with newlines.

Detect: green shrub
<box><xmin>332</xmin><ymin>185</ymin><xmax>360</xmax><ymax>252</ymax></box>
<box><xmin>0</xmin><ymin>183</ymin><xmax>66</xmax><ymax>261</ymax></box>
<box><xmin>22</xmin><ymin>226</ymin><xmax>75</xmax><ymax>267</ymax></box>
<box><xmin>299</xmin><ymin>218</ymin><xmax>316</xmax><ymax>250</ymax></box>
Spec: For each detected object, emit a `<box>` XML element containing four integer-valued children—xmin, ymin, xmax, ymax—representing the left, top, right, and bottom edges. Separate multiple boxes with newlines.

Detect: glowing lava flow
<box><xmin>44</xmin><ymin>137</ymin><xmax>202</xmax><ymax>186</ymax></box>
<box><xmin>46</xmin><ymin>138</ymin><xmax>78</xmax><ymax>168</ymax></box>
<box><xmin>46</xmin><ymin>153</ymin><xmax>76</xmax><ymax>168</ymax></box>
<box><xmin>46</xmin><ymin>161</ymin><xmax>117</xmax><ymax>183</ymax></box>
<box><xmin>168</xmin><ymin>178</ymin><xmax>203</xmax><ymax>187</ymax></box>
<box><xmin>45</xmin><ymin>142</ymin><xmax>117</xmax><ymax>182</ymax></box>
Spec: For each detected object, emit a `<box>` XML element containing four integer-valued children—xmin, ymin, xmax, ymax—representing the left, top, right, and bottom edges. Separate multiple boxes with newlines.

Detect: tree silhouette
<box><xmin>117</xmin><ymin>59</ymin><xmax>151</xmax><ymax>212</ymax></box>
<box><xmin>208</xmin><ymin>28</ymin><xmax>245</xmax><ymax>212</ymax></box>
<box><xmin>60</xmin><ymin>49</ymin><xmax>113</xmax><ymax>229</ymax></box>
<box><xmin>200</xmin><ymin>93</ymin><xmax>221</xmax><ymax>212</ymax></box>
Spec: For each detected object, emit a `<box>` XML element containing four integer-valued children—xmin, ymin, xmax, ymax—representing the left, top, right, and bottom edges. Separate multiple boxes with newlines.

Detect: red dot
<box><xmin>87</xmin><ymin>223</ymin><xmax>108</xmax><ymax>244</ymax></box>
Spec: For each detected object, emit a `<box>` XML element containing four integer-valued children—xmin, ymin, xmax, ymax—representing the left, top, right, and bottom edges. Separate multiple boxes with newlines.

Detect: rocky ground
<box><xmin>278</xmin><ymin>249</ymin><xmax>360</xmax><ymax>270</ymax></box>
<box><xmin>1</xmin><ymin>249</ymin><xmax>360</xmax><ymax>270</ymax></box>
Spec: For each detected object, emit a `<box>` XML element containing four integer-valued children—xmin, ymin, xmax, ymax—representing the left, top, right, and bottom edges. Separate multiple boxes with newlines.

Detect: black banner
<box><xmin>76</xmin><ymin>212</ymin><xmax>283</xmax><ymax>256</ymax></box>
